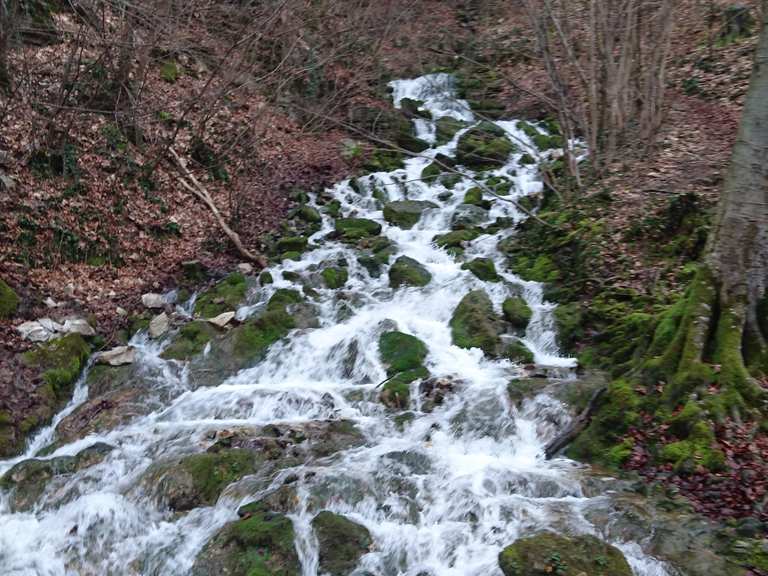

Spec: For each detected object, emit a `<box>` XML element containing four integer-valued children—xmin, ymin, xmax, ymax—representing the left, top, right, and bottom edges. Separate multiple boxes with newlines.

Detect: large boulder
<box><xmin>498</xmin><ymin>533</ymin><xmax>632</xmax><ymax>576</ymax></box>
<box><xmin>462</xmin><ymin>258</ymin><xmax>500</xmax><ymax>282</ymax></box>
<box><xmin>383</xmin><ymin>200</ymin><xmax>438</xmax><ymax>229</ymax></box>
<box><xmin>502</xmin><ymin>297</ymin><xmax>532</xmax><ymax>331</ymax></box>
<box><xmin>335</xmin><ymin>218</ymin><xmax>382</xmax><ymax>242</ymax></box>
<box><xmin>449</xmin><ymin>290</ymin><xmax>503</xmax><ymax>356</ymax></box>
<box><xmin>456</xmin><ymin>122</ymin><xmax>516</xmax><ymax>168</ymax></box>
<box><xmin>379</xmin><ymin>331</ymin><xmax>428</xmax><ymax>375</ymax></box>
<box><xmin>312</xmin><ymin>511</ymin><xmax>372</xmax><ymax>576</ymax></box>
<box><xmin>389</xmin><ymin>256</ymin><xmax>432</xmax><ymax>288</ymax></box>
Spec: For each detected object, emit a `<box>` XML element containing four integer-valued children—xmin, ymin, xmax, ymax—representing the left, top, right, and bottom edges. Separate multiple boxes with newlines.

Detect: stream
<box><xmin>0</xmin><ymin>74</ymin><xmax>671</xmax><ymax>576</ymax></box>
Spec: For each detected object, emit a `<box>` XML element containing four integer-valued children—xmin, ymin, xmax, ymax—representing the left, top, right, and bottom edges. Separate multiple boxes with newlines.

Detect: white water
<box><xmin>0</xmin><ymin>74</ymin><xmax>669</xmax><ymax>576</ymax></box>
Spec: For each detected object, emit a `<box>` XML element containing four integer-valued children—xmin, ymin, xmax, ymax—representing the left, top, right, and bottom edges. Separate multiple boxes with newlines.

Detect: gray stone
<box><xmin>98</xmin><ymin>346</ymin><xmax>136</xmax><ymax>366</ymax></box>
<box><xmin>141</xmin><ymin>293</ymin><xmax>166</xmax><ymax>309</ymax></box>
<box><xmin>149</xmin><ymin>312</ymin><xmax>170</xmax><ymax>338</ymax></box>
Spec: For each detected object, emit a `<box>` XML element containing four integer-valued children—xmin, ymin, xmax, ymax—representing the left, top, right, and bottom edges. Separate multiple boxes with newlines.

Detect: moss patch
<box><xmin>462</xmin><ymin>258</ymin><xmax>500</xmax><ymax>282</ymax></box>
<box><xmin>195</xmin><ymin>273</ymin><xmax>247</xmax><ymax>318</ymax></box>
<box><xmin>456</xmin><ymin>122</ymin><xmax>516</xmax><ymax>169</ymax></box>
<box><xmin>503</xmin><ymin>297</ymin><xmax>532</xmax><ymax>330</ymax></box>
<box><xmin>389</xmin><ymin>256</ymin><xmax>432</xmax><ymax>288</ymax></box>
<box><xmin>321</xmin><ymin>267</ymin><xmax>348</xmax><ymax>289</ymax></box>
<box><xmin>379</xmin><ymin>331</ymin><xmax>428</xmax><ymax>375</ymax></box>
<box><xmin>383</xmin><ymin>200</ymin><xmax>438</xmax><ymax>229</ymax></box>
<box><xmin>335</xmin><ymin>218</ymin><xmax>382</xmax><ymax>242</ymax></box>
<box><xmin>0</xmin><ymin>278</ymin><xmax>19</xmax><ymax>318</ymax></box>
<box><xmin>450</xmin><ymin>290</ymin><xmax>502</xmax><ymax>357</ymax></box>
<box><xmin>312</xmin><ymin>511</ymin><xmax>372</xmax><ymax>576</ymax></box>
<box><xmin>161</xmin><ymin>321</ymin><xmax>218</xmax><ymax>361</ymax></box>
<box><xmin>23</xmin><ymin>334</ymin><xmax>91</xmax><ymax>398</ymax></box>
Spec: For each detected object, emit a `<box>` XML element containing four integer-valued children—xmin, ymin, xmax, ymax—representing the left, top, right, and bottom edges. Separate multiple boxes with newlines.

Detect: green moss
<box><xmin>380</xmin><ymin>366</ymin><xmax>429</xmax><ymax>410</ymax></box>
<box><xmin>435</xmin><ymin>117</ymin><xmax>467</xmax><ymax>145</ymax></box>
<box><xmin>421</xmin><ymin>162</ymin><xmax>442</xmax><ymax>182</ymax></box>
<box><xmin>276</xmin><ymin>237</ymin><xmax>308</xmax><ymax>253</ymax></box>
<box><xmin>233</xmin><ymin>309</ymin><xmax>295</xmax><ymax>360</ymax></box>
<box><xmin>181</xmin><ymin>449</ymin><xmax>256</xmax><ymax>505</ymax></box>
<box><xmin>335</xmin><ymin>218</ymin><xmax>382</xmax><ymax>241</ymax></box>
<box><xmin>553</xmin><ymin>302</ymin><xmax>583</xmax><ymax>352</ymax></box>
<box><xmin>456</xmin><ymin>122</ymin><xmax>516</xmax><ymax>168</ymax></box>
<box><xmin>323</xmin><ymin>200</ymin><xmax>342</xmax><ymax>218</ymax></box>
<box><xmin>450</xmin><ymin>290</ymin><xmax>502</xmax><ymax>357</ymax></box>
<box><xmin>433</xmin><ymin>229</ymin><xmax>481</xmax><ymax>249</ymax></box>
<box><xmin>502</xmin><ymin>297</ymin><xmax>532</xmax><ymax>330</ymax></box>
<box><xmin>463</xmin><ymin>187</ymin><xmax>483</xmax><ymax>206</ymax></box>
<box><xmin>0</xmin><ymin>278</ymin><xmax>19</xmax><ymax>318</ymax></box>
<box><xmin>160</xmin><ymin>60</ymin><xmax>181</xmax><ymax>83</ymax></box>
<box><xmin>321</xmin><ymin>267</ymin><xmax>348</xmax><ymax>289</ymax></box>
<box><xmin>260</xmin><ymin>271</ymin><xmax>274</xmax><ymax>285</ymax></box>
<box><xmin>195</xmin><ymin>273</ymin><xmax>247</xmax><ymax>317</ymax></box>
<box><xmin>267</xmin><ymin>289</ymin><xmax>303</xmax><ymax>310</ymax></box>
<box><xmin>312</xmin><ymin>511</ymin><xmax>372</xmax><ymax>576</ymax></box>
<box><xmin>363</xmin><ymin>150</ymin><xmax>404</xmax><ymax>172</ymax></box>
<box><xmin>504</xmin><ymin>341</ymin><xmax>534</xmax><ymax>364</ymax></box>
<box><xmin>281</xmin><ymin>251</ymin><xmax>301</xmax><ymax>261</ymax></box>
<box><xmin>511</xmin><ymin>254</ymin><xmax>560</xmax><ymax>283</ymax></box>
<box><xmin>462</xmin><ymin>258</ymin><xmax>500</xmax><ymax>282</ymax></box>
<box><xmin>389</xmin><ymin>256</ymin><xmax>432</xmax><ymax>288</ymax></box>
<box><xmin>499</xmin><ymin>532</ymin><xmax>632</xmax><ymax>576</ymax></box>
<box><xmin>161</xmin><ymin>321</ymin><xmax>218</xmax><ymax>360</ymax></box>
<box><xmin>660</xmin><ymin>421</ymin><xmax>725</xmax><ymax>472</ymax></box>
<box><xmin>298</xmin><ymin>205</ymin><xmax>321</xmax><ymax>223</ymax></box>
<box><xmin>379</xmin><ymin>331</ymin><xmax>428</xmax><ymax>375</ymax></box>
<box><xmin>23</xmin><ymin>334</ymin><xmax>91</xmax><ymax>398</ymax></box>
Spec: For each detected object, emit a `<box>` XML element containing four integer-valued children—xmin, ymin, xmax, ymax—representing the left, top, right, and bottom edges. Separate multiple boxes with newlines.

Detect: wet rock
<box><xmin>451</xmin><ymin>204</ymin><xmax>487</xmax><ymax>229</ymax></box>
<box><xmin>312</xmin><ymin>511</ymin><xmax>372</xmax><ymax>576</ymax></box>
<box><xmin>23</xmin><ymin>334</ymin><xmax>91</xmax><ymax>398</ymax></box>
<box><xmin>192</xmin><ymin>499</ymin><xmax>300</xmax><ymax>576</ymax></box>
<box><xmin>502</xmin><ymin>297</ymin><xmax>532</xmax><ymax>331</ymax></box>
<box><xmin>0</xmin><ymin>443</ymin><xmax>113</xmax><ymax>512</ymax></box>
<box><xmin>141</xmin><ymin>292</ymin><xmax>166</xmax><ymax>309</ymax></box>
<box><xmin>148</xmin><ymin>312</ymin><xmax>170</xmax><ymax>338</ymax></box>
<box><xmin>379</xmin><ymin>331</ymin><xmax>428</xmax><ymax>375</ymax></box>
<box><xmin>321</xmin><ymin>267</ymin><xmax>348</xmax><ymax>289</ymax></box>
<box><xmin>389</xmin><ymin>256</ymin><xmax>432</xmax><ymax>288</ymax></box>
<box><xmin>435</xmin><ymin>116</ymin><xmax>467</xmax><ymax>145</ymax></box>
<box><xmin>456</xmin><ymin>122</ymin><xmax>516</xmax><ymax>168</ymax></box>
<box><xmin>194</xmin><ymin>272</ymin><xmax>248</xmax><ymax>318</ymax></box>
<box><xmin>498</xmin><ymin>532</ymin><xmax>632</xmax><ymax>576</ymax></box>
<box><xmin>207</xmin><ymin>311</ymin><xmax>236</xmax><ymax>328</ymax></box>
<box><xmin>335</xmin><ymin>218</ymin><xmax>382</xmax><ymax>242</ymax></box>
<box><xmin>61</xmin><ymin>318</ymin><xmax>96</xmax><ymax>337</ymax></box>
<box><xmin>449</xmin><ymin>290</ymin><xmax>503</xmax><ymax>357</ymax></box>
<box><xmin>383</xmin><ymin>200</ymin><xmax>438</xmax><ymax>229</ymax></box>
<box><xmin>161</xmin><ymin>320</ymin><xmax>219</xmax><ymax>361</ymax></box>
<box><xmin>399</xmin><ymin>97</ymin><xmax>430</xmax><ymax>119</ymax></box>
<box><xmin>0</xmin><ymin>279</ymin><xmax>19</xmax><ymax>319</ymax></box>
<box><xmin>503</xmin><ymin>341</ymin><xmax>534</xmax><ymax>364</ymax></box>
<box><xmin>433</xmin><ymin>228</ymin><xmax>481</xmax><ymax>250</ymax></box>
<box><xmin>462</xmin><ymin>257</ymin><xmax>500</xmax><ymax>282</ymax></box>
<box><xmin>419</xmin><ymin>376</ymin><xmax>460</xmax><ymax>412</ymax></box>
<box><xmin>97</xmin><ymin>345</ymin><xmax>136</xmax><ymax>366</ymax></box>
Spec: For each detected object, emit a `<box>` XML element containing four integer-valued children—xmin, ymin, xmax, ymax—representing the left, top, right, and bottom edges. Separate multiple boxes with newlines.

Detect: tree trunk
<box><xmin>648</xmin><ymin>5</ymin><xmax>768</xmax><ymax>417</ymax></box>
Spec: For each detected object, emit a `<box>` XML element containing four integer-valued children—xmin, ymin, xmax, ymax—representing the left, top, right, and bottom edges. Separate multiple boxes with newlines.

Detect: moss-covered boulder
<box><xmin>383</xmin><ymin>200</ymin><xmax>438</xmax><ymax>229</ymax></box>
<box><xmin>451</xmin><ymin>205</ymin><xmax>487</xmax><ymax>230</ymax></box>
<box><xmin>0</xmin><ymin>278</ymin><xmax>19</xmax><ymax>318</ymax></box>
<box><xmin>553</xmin><ymin>302</ymin><xmax>583</xmax><ymax>352</ymax></box>
<box><xmin>433</xmin><ymin>228</ymin><xmax>481</xmax><ymax>250</ymax></box>
<box><xmin>456</xmin><ymin>122</ymin><xmax>516</xmax><ymax>168</ymax></box>
<box><xmin>379</xmin><ymin>331</ymin><xmax>428</xmax><ymax>375</ymax></box>
<box><xmin>399</xmin><ymin>97</ymin><xmax>431</xmax><ymax>119</ymax></box>
<box><xmin>298</xmin><ymin>205</ymin><xmax>321</xmax><ymax>223</ymax></box>
<box><xmin>161</xmin><ymin>321</ymin><xmax>219</xmax><ymax>361</ymax></box>
<box><xmin>312</xmin><ymin>511</ymin><xmax>372</xmax><ymax>576</ymax></box>
<box><xmin>450</xmin><ymin>290</ymin><xmax>503</xmax><ymax>356</ymax></box>
<box><xmin>421</xmin><ymin>161</ymin><xmax>443</xmax><ymax>182</ymax></box>
<box><xmin>276</xmin><ymin>236</ymin><xmax>308</xmax><ymax>254</ymax></box>
<box><xmin>503</xmin><ymin>297</ymin><xmax>532</xmax><ymax>331</ymax></box>
<box><xmin>321</xmin><ymin>267</ymin><xmax>348</xmax><ymax>289</ymax></box>
<box><xmin>192</xmin><ymin>500</ymin><xmax>299</xmax><ymax>576</ymax></box>
<box><xmin>504</xmin><ymin>341</ymin><xmax>535</xmax><ymax>364</ymax></box>
<box><xmin>145</xmin><ymin>449</ymin><xmax>259</xmax><ymax>511</ymax></box>
<box><xmin>23</xmin><ymin>334</ymin><xmax>91</xmax><ymax>400</ymax></box>
<box><xmin>498</xmin><ymin>532</ymin><xmax>632</xmax><ymax>576</ymax></box>
<box><xmin>335</xmin><ymin>218</ymin><xmax>382</xmax><ymax>242</ymax></box>
<box><xmin>231</xmin><ymin>307</ymin><xmax>295</xmax><ymax>362</ymax></box>
<box><xmin>194</xmin><ymin>272</ymin><xmax>247</xmax><ymax>318</ymax></box>
<box><xmin>380</xmin><ymin>366</ymin><xmax>429</xmax><ymax>410</ymax></box>
<box><xmin>462</xmin><ymin>258</ymin><xmax>500</xmax><ymax>282</ymax></box>
<box><xmin>389</xmin><ymin>256</ymin><xmax>432</xmax><ymax>288</ymax></box>
<box><xmin>1</xmin><ymin>443</ymin><xmax>113</xmax><ymax>512</ymax></box>
<box><xmin>435</xmin><ymin>117</ymin><xmax>467</xmax><ymax>145</ymax></box>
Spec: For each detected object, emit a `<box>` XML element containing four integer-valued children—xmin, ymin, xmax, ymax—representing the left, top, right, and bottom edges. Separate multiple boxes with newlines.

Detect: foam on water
<box><xmin>0</xmin><ymin>74</ymin><xmax>669</xmax><ymax>576</ymax></box>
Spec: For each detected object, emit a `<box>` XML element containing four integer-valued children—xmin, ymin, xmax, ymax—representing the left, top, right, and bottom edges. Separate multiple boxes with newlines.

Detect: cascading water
<box><xmin>0</xmin><ymin>74</ymin><xmax>670</xmax><ymax>576</ymax></box>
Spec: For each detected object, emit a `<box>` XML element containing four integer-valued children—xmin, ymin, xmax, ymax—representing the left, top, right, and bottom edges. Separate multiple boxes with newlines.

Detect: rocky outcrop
<box><xmin>498</xmin><ymin>532</ymin><xmax>632</xmax><ymax>576</ymax></box>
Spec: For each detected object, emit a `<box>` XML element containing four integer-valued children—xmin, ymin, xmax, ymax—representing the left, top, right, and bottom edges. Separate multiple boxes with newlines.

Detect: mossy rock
<box><xmin>553</xmin><ymin>302</ymin><xmax>583</xmax><ymax>352</ymax></box>
<box><xmin>335</xmin><ymin>218</ymin><xmax>382</xmax><ymax>241</ymax></box>
<box><xmin>194</xmin><ymin>272</ymin><xmax>247</xmax><ymax>318</ymax></box>
<box><xmin>23</xmin><ymin>334</ymin><xmax>91</xmax><ymax>399</ymax></box>
<box><xmin>161</xmin><ymin>321</ymin><xmax>219</xmax><ymax>361</ymax></box>
<box><xmin>379</xmin><ymin>331</ymin><xmax>428</xmax><ymax>375</ymax></box>
<box><xmin>146</xmin><ymin>449</ymin><xmax>259</xmax><ymax>511</ymax></box>
<box><xmin>504</xmin><ymin>341</ymin><xmax>534</xmax><ymax>364</ymax></box>
<box><xmin>232</xmin><ymin>308</ymin><xmax>295</xmax><ymax>362</ymax></box>
<box><xmin>298</xmin><ymin>205</ymin><xmax>321</xmax><ymax>223</ymax></box>
<box><xmin>268</xmin><ymin>289</ymin><xmax>303</xmax><ymax>310</ymax></box>
<box><xmin>312</xmin><ymin>511</ymin><xmax>372</xmax><ymax>576</ymax></box>
<box><xmin>0</xmin><ymin>278</ymin><xmax>19</xmax><ymax>318</ymax></box>
<box><xmin>399</xmin><ymin>97</ymin><xmax>431</xmax><ymax>119</ymax></box>
<box><xmin>421</xmin><ymin>162</ymin><xmax>443</xmax><ymax>182</ymax></box>
<box><xmin>276</xmin><ymin>236</ymin><xmax>308</xmax><ymax>254</ymax></box>
<box><xmin>449</xmin><ymin>290</ymin><xmax>503</xmax><ymax>357</ymax></box>
<box><xmin>503</xmin><ymin>297</ymin><xmax>532</xmax><ymax>331</ymax></box>
<box><xmin>380</xmin><ymin>366</ymin><xmax>429</xmax><ymax>410</ymax></box>
<box><xmin>363</xmin><ymin>150</ymin><xmax>404</xmax><ymax>173</ymax></box>
<box><xmin>451</xmin><ymin>205</ymin><xmax>488</xmax><ymax>230</ymax></box>
<box><xmin>462</xmin><ymin>258</ymin><xmax>500</xmax><ymax>282</ymax></box>
<box><xmin>321</xmin><ymin>267</ymin><xmax>348</xmax><ymax>289</ymax></box>
<box><xmin>435</xmin><ymin>117</ymin><xmax>467</xmax><ymax>145</ymax></box>
<box><xmin>389</xmin><ymin>256</ymin><xmax>432</xmax><ymax>288</ymax></box>
<box><xmin>433</xmin><ymin>228</ymin><xmax>481</xmax><ymax>249</ymax></box>
<box><xmin>383</xmin><ymin>200</ymin><xmax>438</xmax><ymax>229</ymax></box>
<box><xmin>659</xmin><ymin>420</ymin><xmax>725</xmax><ymax>472</ymax></box>
<box><xmin>192</xmin><ymin>500</ymin><xmax>299</xmax><ymax>576</ymax></box>
<box><xmin>456</xmin><ymin>122</ymin><xmax>516</xmax><ymax>168</ymax></box>
<box><xmin>498</xmin><ymin>532</ymin><xmax>632</xmax><ymax>576</ymax></box>
<box><xmin>260</xmin><ymin>271</ymin><xmax>274</xmax><ymax>285</ymax></box>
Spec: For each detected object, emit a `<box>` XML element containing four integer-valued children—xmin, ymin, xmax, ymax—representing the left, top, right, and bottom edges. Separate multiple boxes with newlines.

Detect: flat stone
<box><xmin>207</xmin><ymin>311</ymin><xmax>236</xmax><ymax>328</ymax></box>
<box><xmin>62</xmin><ymin>318</ymin><xmax>96</xmax><ymax>336</ymax></box>
<box><xmin>141</xmin><ymin>293</ymin><xmax>166</xmax><ymax>309</ymax></box>
<box><xmin>98</xmin><ymin>346</ymin><xmax>136</xmax><ymax>366</ymax></box>
<box><xmin>149</xmin><ymin>312</ymin><xmax>170</xmax><ymax>338</ymax></box>
<box><xmin>237</xmin><ymin>263</ymin><xmax>254</xmax><ymax>275</ymax></box>
<box><xmin>43</xmin><ymin>297</ymin><xmax>61</xmax><ymax>308</ymax></box>
<box><xmin>16</xmin><ymin>320</ymin><xmax>55</xmax><ymax>342</ymax></box>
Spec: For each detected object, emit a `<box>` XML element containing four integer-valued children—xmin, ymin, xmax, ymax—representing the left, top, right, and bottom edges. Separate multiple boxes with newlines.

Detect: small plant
<box><xmin>547</xmin><ymin>551</ymin><xmax>568</xmax><ymax>575</ymax></box>
<box><xmin>160</xmin><ymin>60</ymin><xmax>181</xmax><ymax>83</ymax></box>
